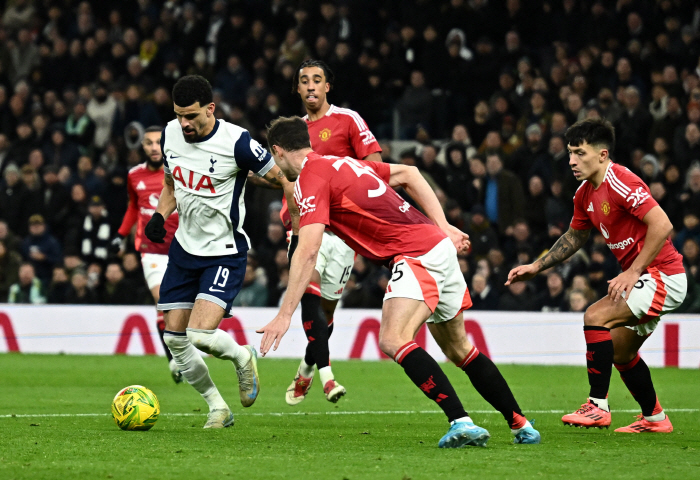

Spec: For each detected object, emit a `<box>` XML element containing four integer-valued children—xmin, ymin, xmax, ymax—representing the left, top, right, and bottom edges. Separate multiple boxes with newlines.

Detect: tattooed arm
<box><xmin>505</xmin><ymin>227</ymin><xmax>590</xmax><ymax>285</ymax></box>
<box><xmin>155</xmin><ymin>172</ymin><xmax>178</xmax><ymax>219</ymax></box>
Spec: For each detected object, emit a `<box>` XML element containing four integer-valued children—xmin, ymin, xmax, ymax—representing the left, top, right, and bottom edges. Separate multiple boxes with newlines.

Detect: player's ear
<box><xmin>325</xmin><ymin>82</ymin><xmax>330</xmax><ymax>93</ymax></box>
<box><xmin>207</xmin><ymin>102</ymin><xmax>215</xmax><ymax>117</ymax></box>
<box><xmin>599</xmin><ymin>148</ymin><xmax>608</xmax><ymax>163</ymax></box>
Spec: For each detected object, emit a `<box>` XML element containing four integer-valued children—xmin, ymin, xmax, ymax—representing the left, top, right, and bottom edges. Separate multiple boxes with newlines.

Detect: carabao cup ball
<box><xmin>111</xmin><ymin>385</ymin><xmax>160</xmax><ymax>431</ymax></box>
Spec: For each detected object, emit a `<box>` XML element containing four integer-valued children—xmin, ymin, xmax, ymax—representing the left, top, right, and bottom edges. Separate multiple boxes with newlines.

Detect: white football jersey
<box><xmin>161</xmin><ymin>119</ymin><xmax>274</xmax><ymax>256</ymax></box>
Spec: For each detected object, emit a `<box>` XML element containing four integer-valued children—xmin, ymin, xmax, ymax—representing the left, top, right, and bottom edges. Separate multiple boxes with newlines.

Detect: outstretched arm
<box><xmin>387</xmin><ymin>164</ymin><xmax>470</xmax><ymax>254</ymax></box>
<box><xmin>257</xmin><ymin>222</ymin><xmax>325</xmax><ymax>355</ymax></box>
<box><xmin>506</xmin><ymin>227</ymin><xmax>590</xmax><ymax>284</ymax></box>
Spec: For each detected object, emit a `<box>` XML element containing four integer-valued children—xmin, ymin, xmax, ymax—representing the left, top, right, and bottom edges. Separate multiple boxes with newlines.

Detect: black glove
<box><xmin>109</xmin><ymin>234</ymin><xmax>125</xmax><ymax>254</ymax></box>
<box><xmin>145</xmin><ymin>213</ymin><xmax>166</xmax><ymax>243</ymax></box>
<box><xmin>287</xmin><ymin>234</ymin><xmax>298</xmax><ymax>267</ymax></box>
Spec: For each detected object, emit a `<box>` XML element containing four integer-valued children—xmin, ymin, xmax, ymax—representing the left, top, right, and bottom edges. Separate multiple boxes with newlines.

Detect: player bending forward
<box><xmin>507</xmin><ymin>118</ymin><xmax>686</xmax><ymax>433</ymax></box>
<box><xmin>284</xmin><ymin>59</ymin><xmax>383</xmax><ymax>406</ymax></box>
<box><xmin>145</xmin><ymin>75</ymin><xmax>295</xmax><ymax>428</ymax></box>
<box><xmin>258</xmin><ymin>117</ymin><xmax>541</xmax><ymax>447</ymax></box>
<box><xmin>112</xmin><ymin>126</ymin><xmax>181</xmax><ymax>383</ymax></box>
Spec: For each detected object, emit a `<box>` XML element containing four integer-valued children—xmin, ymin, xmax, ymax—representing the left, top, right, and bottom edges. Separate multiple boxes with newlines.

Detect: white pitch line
<box><xmin>1</xmin><ymin>408</ymin><xmax>698</xmax><ymax>419</ymax></box>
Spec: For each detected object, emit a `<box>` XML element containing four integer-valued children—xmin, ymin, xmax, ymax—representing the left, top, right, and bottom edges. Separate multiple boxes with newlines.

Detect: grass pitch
<box><xmin>1</xmin><ymin>353</ymin><xmax>699</xmax><ymax>480</ymax></box>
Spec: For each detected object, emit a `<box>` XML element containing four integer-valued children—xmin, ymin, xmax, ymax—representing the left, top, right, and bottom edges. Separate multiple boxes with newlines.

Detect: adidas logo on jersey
<box><xmin>136</xmin><ymin>181</ymin><xmax>147</xmax><ymax>190</ymax></box>
<box><xmin>587</xmin><ymin>202</ymin><xmax>594</xmax><ymax>212</ymax></box>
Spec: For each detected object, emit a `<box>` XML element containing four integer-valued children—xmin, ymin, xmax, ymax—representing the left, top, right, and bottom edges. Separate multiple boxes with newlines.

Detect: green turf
<box><xmin>1</xmin><ymin>354</ymin><xmax>698</xmax><ymax>480</ymax></box>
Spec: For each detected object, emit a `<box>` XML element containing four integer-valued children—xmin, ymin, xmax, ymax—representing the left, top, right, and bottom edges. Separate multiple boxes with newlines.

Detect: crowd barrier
<box><xmin>1</xmin><ymin>306</ymin><xmax>698</xmax><ymax>368</ymax></box>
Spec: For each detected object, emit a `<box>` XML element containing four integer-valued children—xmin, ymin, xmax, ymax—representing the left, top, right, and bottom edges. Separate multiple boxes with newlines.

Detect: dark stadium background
<box><xmin>0</xmin><ymin>0</ymin><xmax>698</xmax><ymax>312</ymax></box>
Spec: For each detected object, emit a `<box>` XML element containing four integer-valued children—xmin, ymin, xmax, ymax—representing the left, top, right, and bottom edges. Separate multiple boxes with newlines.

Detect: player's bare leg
<box><xmin>380</xmin><ymin>298</ymin><xmax>489</xmax><ymax>448</ymax></box>
<box><xmin>151</xmin><ymin>285</ymin><xmax>182</xmax><ymax>383</ymax></box>
<box><xmin>289</xmin><ymin>269</ymin><xmax>342</xmax><ymax>404</ymax></box>
<box><xmin>611</xmin><ymin>327</ymin><xmax>672</xmax><ymax>432</ymax></box>
<box><xmin>429</xmin><ymin>314</ymin><xmax>539</xmax><ymax>444</ymax></box>
<box><xmin>162</xmin><ymin>308</ymin><xmax>232</xmax><ymax>428</ymax></box>
<box><xmin>562</xmin><ymin>296</ymin><xmax>638</xmax><ymax>428</ymax></box>
<box><xmin>187</xmin><ymin>299</ymin><xmax>259</xmax><ymax>408</ymax></box>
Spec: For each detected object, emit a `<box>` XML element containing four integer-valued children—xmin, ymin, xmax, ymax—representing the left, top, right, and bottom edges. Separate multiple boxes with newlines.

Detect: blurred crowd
<box><xmin>0</xmin><ymin>0</ymin><xmax>699</xmax><ymax>312</ymax></box>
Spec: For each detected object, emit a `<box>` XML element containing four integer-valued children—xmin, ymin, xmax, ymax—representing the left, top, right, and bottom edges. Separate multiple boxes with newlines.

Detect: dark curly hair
<box><xmin>565</xmin><ymin>118</ymin><xmax>616</xmax><ymax>152</ymax></box>
<box><xmin>267</xmin><ymin>116</ymin><xmax>311</xmax><ymax>152</ymax></box>
<box><xmin>172</xmin><ymin>75</ymin><xmax>213</xmax><ymax>108</ymax></box>
<box><xmin>291</xmin><ymin>59</ymin><xmax>334</xmax><ymax>94</ymax></box>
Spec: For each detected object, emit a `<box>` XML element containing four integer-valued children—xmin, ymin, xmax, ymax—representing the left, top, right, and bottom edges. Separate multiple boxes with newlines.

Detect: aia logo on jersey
<box><xmin>171</xmin><ymin>166</ymin><xmax>216</xmax><ymax>193</ymax></box>
<box><xmin>601</xmin><ymin>201</ymin><xmax>610</xmax><ymax>215</ymax></box>
<box><xmin>319</xmin><ymin>128</ymin><xmax>332</xmax><ymax>142</ymax></box>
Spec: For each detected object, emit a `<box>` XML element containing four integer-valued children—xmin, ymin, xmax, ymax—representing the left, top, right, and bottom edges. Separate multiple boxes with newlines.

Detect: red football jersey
<box><xmin>295</xmin><ymin>152</ymin><xmax>446</xmax><ymax>264</ymax></box>
<box><xmin>281</xmin><ymin>105</ymin><xmax>382</xmax><ymax>230</ymax></box>
<box><xmin>118</xmin><ymin>163</ymin><xmax>179</xmax><ymax>254</ymax></box>
<box><xmin>571</xmin><ymin>162</ymin><xmax>683</xmax><ymax>275</ymax></box>
<box><xmin>305</xmin><ymin>105</ymin><xmax>382</xmax><ymax>158</ymax></box>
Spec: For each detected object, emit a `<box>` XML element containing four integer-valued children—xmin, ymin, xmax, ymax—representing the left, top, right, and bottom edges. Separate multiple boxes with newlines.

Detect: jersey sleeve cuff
<box><xmin>254</xmin><ymin>158</ymin><xmax>275</xmax><ymax>177</ymax></box>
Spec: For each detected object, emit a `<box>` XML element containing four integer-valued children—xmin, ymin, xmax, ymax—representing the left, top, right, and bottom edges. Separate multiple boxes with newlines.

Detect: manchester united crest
<box><xmin>601</xmin><ymin>201</ymin><xmax>610</xmax><ymax>215</ymax></box>
<box><xmin>319</xmin><ymin>128</ymin><xmax>332</xmax><ymax>141</ymax></box>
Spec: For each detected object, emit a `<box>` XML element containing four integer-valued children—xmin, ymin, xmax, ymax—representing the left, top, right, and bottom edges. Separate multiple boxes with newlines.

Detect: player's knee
<box><xmin>378</xmin><ymin>335</ymin><xmax>399</xmax><ymax>358</ymax></box>
<box><xmin>613</xmin><ymin>350</ymin><xmax>638</xmax><ymax>365</ymax></box>
<box><xmin>186</xmin><ymin>328</ymin><xmax>215</xmax><ymax>354</ymax></box>
<box><xmin>583</xmin><ymin>307</ymin><xmax>605</xmax><ymax>326</ymax></box>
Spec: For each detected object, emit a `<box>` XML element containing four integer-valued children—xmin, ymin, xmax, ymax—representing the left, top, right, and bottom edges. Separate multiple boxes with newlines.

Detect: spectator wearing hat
<box><xmin>508</xmin><ymin>123</ymin><xmax>548</xmax><ymax>190</ymax></box>
<box><xmin>8</xmin><ymin>262</ymin><xmax>46</xmax><ymax>304</ymax></box>
<box><xmin>79</xmin><ymin>195</ymin><xmax>111</xmax><ymax>265</ymax></box>
<box><xmin>20</xmin><ymin>213</ymin><xmax>62</xmax><ymax>284</ymax></box>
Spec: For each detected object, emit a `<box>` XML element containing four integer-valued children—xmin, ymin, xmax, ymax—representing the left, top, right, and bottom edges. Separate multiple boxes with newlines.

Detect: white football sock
<box><xmin>187</xmin><ymin>328</ymin><xmax>251</xmax><ymax>368</ymax></box>
<box><xmin>511</xmin><ymin>420</ymin><xmax>533</xmax><ymax>435</ymax></box>
<box><xmin>451</xmin><ymin>416</ymin><xmax>473</xmax><ymax>425</ymax></box>
<box><xmin>644</xmin><ymin>411</ymin><xmax>665</xmax><ymax>422</ymax></box>
<box><xmin>589</xmin><ymin>397</ymin><xmax>609</xmax><ymax>412</ymax></box>
<box><xmin>299</xmin><ymin>358</ymin><xmax>314</xmax><ymax>377</ymax></box>
<box><xmin>163</xmin><ymin>332</ymin><xmax>227</xmax><ymax>411</ymax></box>
<box><xmin>318</xmin><ymin>366</ymin><xmax>334</xmax><ymax>386</ymax></box>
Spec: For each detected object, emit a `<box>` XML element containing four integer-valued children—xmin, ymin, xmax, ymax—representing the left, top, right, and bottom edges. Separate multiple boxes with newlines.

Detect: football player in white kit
<box><xmin>145</xmin><ymin>75</ymin><xmax>296</xmax><ymax>428</ymax></box>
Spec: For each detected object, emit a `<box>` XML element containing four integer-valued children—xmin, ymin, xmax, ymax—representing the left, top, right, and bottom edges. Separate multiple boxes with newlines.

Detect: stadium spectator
<box><xmin>469</xmin><ymin>273</ymin><xmax>499</xmax><ymax>311</ymax></box>
<box><xmin>232</xmin><ymin>264</ymin><xmax>269</xmax><ymax>308</ymax></box>
<box><xmin>532</xmin><ymin>270</ymin><xmax>567</xmax><ymax>312</ymax></box>
<box><xmin>47</xmin><ymin>265</ymin><xmax>70</xmax><ymax>304</ymax></box>
<box><xmin>0</xmin><ymin>238</ymin><xmax>21</xmax><ymax>302</ymax></box>
<box><xmin>78</xmin><ymin>195</ymin><xmax>110</xmax><ymax>265</ymax></box>
<box><xmin>480</xmin><ymin>152</ymin><xmax>525</xmax><ymax>236</ymax></box>
<box><xmin>8</xmin><ymin>262</ymin><xmax>46</xmax><ymax>304</ymax></box>
<box><xmin>20</xmin><ymin>214</ymin><xmax>62</xmax><ymax>284</ymax></box>
<box><xmin>99</xmin><ymin>262</ymin><xmax>136</xmax><ymax>305</ymax></box>
<box><xmin>63</xmin><ymin>268</ymin><xmax>97</xmax><ymax>304</ymax></box>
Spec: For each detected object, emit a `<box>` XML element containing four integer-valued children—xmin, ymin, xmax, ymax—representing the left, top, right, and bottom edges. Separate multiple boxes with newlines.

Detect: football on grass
<box><xmin>111</xmin><ymin>385</ymin><xmax>160</xmax><ymax>431</ymax></box>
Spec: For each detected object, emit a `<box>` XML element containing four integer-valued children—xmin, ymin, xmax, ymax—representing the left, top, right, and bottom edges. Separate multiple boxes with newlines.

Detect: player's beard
<box><xmin>147</xmin><ymin>157</ymin><xmax>163</xmax><ymax>169</ymax></box>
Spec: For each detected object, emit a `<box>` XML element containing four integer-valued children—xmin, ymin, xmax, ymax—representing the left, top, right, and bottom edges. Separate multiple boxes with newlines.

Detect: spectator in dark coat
<box><xmin>99</xmin><ymin>262</ymin><xmax>137</xmax><ymax>305</ymax></box>
<box><xmin>47</xmin><ymin>266</ymin><xmax>71</xmax><ymax>304</ymax></box>
<box><xmin>480</xmin><ymin>152</ymin><xmax>525</xmax><ymax>236</ymax></box>
<box><xmin>20</xmin><ymin>214</ymin><xmax>62</xmax><ymax>284</ymax></box>
<box><xmin>0</xmin><ymin>163</ymin><xmax>30</xmax><ymax>235</ymax></box>
<box><xmin>397</xmin><ymin>70</ymin><xmax>433</xmax><ymax>139</ymax></box>
<box><xmin>63</xmin><ymin>269</ymin><xmax>98</xmax><ymax>304</ymax></box>
<box><xmin>0</xmin><ymin>238</ymin><xmax>22</xmax><ymax>302</ymax></box>
<box><xmin>470</xmin><ymin>273</ymin><xmax>499</xmax><ymax>310</ymax></box>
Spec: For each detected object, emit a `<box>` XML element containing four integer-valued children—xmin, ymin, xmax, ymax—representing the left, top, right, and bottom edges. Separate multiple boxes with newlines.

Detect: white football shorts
<box><xmin>624</xmin><ymin>268</ymin><xmax>687</xmax><ymax>336</ymax></box>
<box><xmin>141</xmin><ymin>253</ymin><xmax>169</xmax><ymax>291</ymax></box>
<box><xmin>384</xmin><ymin>237</ymin><xmax>472</xmax><ymax>323</ymax></box>
<box><xmin>316</xmin><ymin>232</ymin><xmax>355</xmax><ymax>300</ymax></box>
